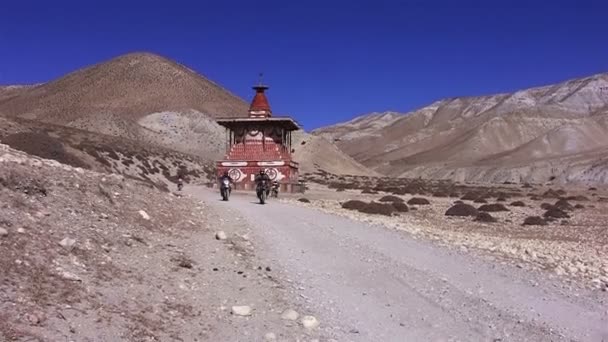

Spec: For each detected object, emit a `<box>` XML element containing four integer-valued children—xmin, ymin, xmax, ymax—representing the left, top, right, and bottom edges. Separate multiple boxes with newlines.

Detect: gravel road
<box><xmin>191</xmin><ymin>187</ymin><xmax>608</xmax><ymax>342</ymax></box>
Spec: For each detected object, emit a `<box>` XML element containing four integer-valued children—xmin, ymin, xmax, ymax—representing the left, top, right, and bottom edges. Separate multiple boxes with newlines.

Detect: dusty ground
<box><xmin>0</xmin><ymin>145</ymin><xmax>325</xmax><ymax>342</ymax></box>
<box><xmin>283</xmin><ymin>181</ymin><xmax>608</xmax><ymax>291</ymax></box>
<box><xmin>190</xmin><ymin>187</ymin><xmax>608</xmax><ymax>342</ymax></box>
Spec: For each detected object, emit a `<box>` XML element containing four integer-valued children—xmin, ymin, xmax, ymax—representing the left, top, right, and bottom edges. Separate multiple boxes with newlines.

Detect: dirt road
<box><xmin>190</xmin><ymin>187</ymin><xmax>608</xmax><ymax>342</ymax></box>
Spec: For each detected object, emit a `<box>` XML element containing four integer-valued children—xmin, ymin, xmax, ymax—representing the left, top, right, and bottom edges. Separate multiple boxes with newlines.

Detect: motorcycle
<box><xmin>256</xmin><ymin>180</ymin><xmax>269</xmax><ymax>204</ymax></box>
<box><xmin>270</xmin><ymin>182</ymin><xmax>279</xmax><ymax>198</ymax></box>
<box><xmin>220</xmin><ymin>179</ymin><xmax>231</xmax><ymax>201</ymax></box>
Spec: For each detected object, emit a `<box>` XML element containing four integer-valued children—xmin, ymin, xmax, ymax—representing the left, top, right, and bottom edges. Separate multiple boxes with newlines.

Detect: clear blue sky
<box><xmin>1</xmin><ymin>0</ymin><xmax>607</xmax><ymax>130</ymax></box>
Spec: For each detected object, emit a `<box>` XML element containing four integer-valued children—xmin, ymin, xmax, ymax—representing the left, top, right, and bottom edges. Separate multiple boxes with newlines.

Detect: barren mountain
<box><xmin>0</xmin><ymin>52</ymin><xmax>372</xmax><ymax>176</ymax></box>
<box><xmin>314</xmin><ymin>73</ymin><xmax>608</xmax><ymax>185</ymax></box>
<box><xmin>0</xmin><ymin>52</ymin><xmax>249</xmax><ymax>162</ymax></box>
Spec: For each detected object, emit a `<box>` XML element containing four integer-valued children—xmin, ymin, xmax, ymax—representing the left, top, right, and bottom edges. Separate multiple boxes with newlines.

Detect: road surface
<box><xmin>190</xmin><ymin>188</ymin><xmax>608</xmax><ymax>342</ymax></box>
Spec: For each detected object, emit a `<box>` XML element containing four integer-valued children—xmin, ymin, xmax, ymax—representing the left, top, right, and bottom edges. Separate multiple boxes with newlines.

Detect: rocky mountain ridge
<box><xmin>314</xmin><ymin>72</ymin><xmax>608</xmax><ymax>184</ymax></box>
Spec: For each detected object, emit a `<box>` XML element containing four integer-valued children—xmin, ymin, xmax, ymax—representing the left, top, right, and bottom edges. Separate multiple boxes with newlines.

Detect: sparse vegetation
<box><xmin>474</xmin><ymin>212</ymin><xmax>497</xmax><ymax>223</ymax></box>
<box><xmin>445</xmin><ymin>203</ymin><xmax>478</xmax><ymax>217</ymax></box>
<box><xmin>510</xmin><ymin>201</ymin><xmax>526</xmax><ymax>207</ymax></box>
<box><xmin>379</xmin><ymin>195</ymin><xmax>404</xmax><ymax>203</ymax></box>
<box><xmin>523</xmin><ymin>216</ymin><xmax>547</xmax><ymax>226</ymax></box>
<box><xmin>478</xmin><ymin>203</ymin><xmax>509</xmax><ymax>212</ymax></box>
<box><xmin>407</xmin><ymin>197</ymin><xmax>430</xmax><ymax>205</ymax></box>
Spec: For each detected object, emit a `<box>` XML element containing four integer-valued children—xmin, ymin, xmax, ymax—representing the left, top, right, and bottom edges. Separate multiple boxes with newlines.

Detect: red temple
<box><xmin>215</xmin><ymin>82</ymin><xmax>302</xmax><ymax>192</ymax></box>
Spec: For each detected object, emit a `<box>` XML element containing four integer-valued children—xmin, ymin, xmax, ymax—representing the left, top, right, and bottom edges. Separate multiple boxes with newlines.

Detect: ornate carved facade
<box><xmin>215</xmin><ymin>83</ymin><xmax>302</xmax><ymax>192</ymax></box>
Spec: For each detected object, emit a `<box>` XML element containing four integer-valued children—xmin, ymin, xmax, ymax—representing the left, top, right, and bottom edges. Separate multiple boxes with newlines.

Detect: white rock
<box><xmin>280</xmin><ymin>309</ymin><xmax>299</xmax><ymax>321</ymax></box>
<box><xmin>138</xmin><ymin>210</ymin><xmax>150</xmax><ymax>220</ymax></box>
<box><xmin>215</xmin><ymin>231</ymin><xmax>227</xmax><ymax>240</ymax></box>
<box><xmin>60</xmin><ymin>237</ymin><xmax>76</xmax><ymax>250</ymax></box>
<box><xmin>17</xmin><ymin>228</ymin><xmax>26</xmax><ymax>234</ymax></box>
<box><xmin>301</xmin><ymin>315</ymin><xmax>320</xmax><ymax>330</ymax></box>
<box><xmin>231</xmin><ymin>305</ymin><xmax>252</xmax><ymax>316</ymax></box>
<box><xmin>59</xmin><ymin>271</ymin><xmax>82</xmax><ymax>282</ymax></box>
<box><xmin>459</xmin><ymin>246</ymin><xmax>468</xmax><ymax>253</ymax></box>
<box><xmin>264</xmin><ymin>332</ymin><xmax>277</xmax><ymax>341</ymax></box>
<box><xmin>0</xmin><ymin>228</ymin><xmax>8</xmax><ymax>236</ymax></box>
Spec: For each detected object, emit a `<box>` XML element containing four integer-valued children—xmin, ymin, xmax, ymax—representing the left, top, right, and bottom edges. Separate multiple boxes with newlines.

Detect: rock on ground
<box><xmin>231</xmin><ymin>305</ymin><xmax>253</xmax><ymax>316</ymax></box>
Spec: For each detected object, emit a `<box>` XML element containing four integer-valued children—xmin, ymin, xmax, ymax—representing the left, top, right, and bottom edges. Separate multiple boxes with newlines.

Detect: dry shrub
<box><xmin>496</xmin><ymin>197</ymin><xmax>507</xmax><ymax>202</ymax></box>
<box><xmin>432</xmin><ymin>192</ymin><xmax>448</xmax><ymax>198</ymax></box>
<box><xmin>391</xmin><ymin>202</ymin><xmax>409</xmax><ymax>213</ymax></box>
<box><xmin>454</xmin><ymin>200</ymin><xmax>464</xmax><ymax>204</ymax></box>
<box><xmin>379</xmin><ymin>195</ymin><xmax>404</xmax><ymax>203</ymax></box>
<box><xmin>478</xmin><ymin>203</ymin><xmax>509</xmax><ymax>212</ymax></box>
<box><xmin>510</xmin><ymin>200</ymin><xmax>526</xmax><ymax>207</ymax></box>
<box><xmin>445</xmin><ymin>203</ymin><xmax>478</xmax><ymax>217</ymax></box>
<box><xmin>473</xmin><ymin>198</ymin><xmax>488</xmax><ymax>204</ymax></box>
<box><xmin>449</xmin><ymin>192</ymin><xmax>460</xmax><ymax>198</ymax></box>
<box><xmin>529</xmin><ymin>195</ymin><xmax>540</xmax><ymax>201</ymax></box>
<box><xmin>543</xmin><ymin>189</ymin><xmax>563</xmax><ymax>198</ymax></box>
<box><xmin>361</xmin><ymin>188</ymin><xmax>376</xmax><ymax>194</ymax></box>
<box><xmin>588</xmin><ymin>187</ymin><xmax>597</xmax><ymax>191</ymax></box>
<box><xmin>574</xmin><ymin>204</ymin><xmax>584</xmax><ymax>209</ymax></box>
<box><xmin>474</xmin><ymin>212</ymin><xmax>497</xmax><ymax>223</ymax></box>
<box><xmin>407</xmin><ymin>197</ymin><xmax>430</xmax><ymax>205</ymax></box>
<box><xmin>522</xmin><ymin>183</ymin><xmax>533</xmax><ymax>188</ymax></box>
<box><xmin>554</xmin><ymin>199</ymin><xmax>574</xmax><ymax>211</ymax></box>
<box><xmin>341</xmin><ymin>200</ymin><xmax>368</xmax><ymax>211</ymax></box>
<box><xmin>298</xmin><ymin>198</ymin><xmax>311</xmax><ymax>203</ymax></box>
<box><xmin>566</xmin><ymin>195</ymin><xmax>589</xmax><ymax>202</ymax></box>
<box><xmin>523</xmin><ymin>216</ymin><xmax>547</xmax><ymax>226</ymax></box>
<box><xmin>544</xmin><ymin>208</ymin><xmax>570</xmax><ymax>219</ymax></box>
<box><xmin>461</xmin><ymin>192</ymin><xmax>478</xmax><ymax>201</ymax></box>
<box><xmin>541</xmin><ymin>203</ymin><xmax>556</xmax><ymax>210</ymax></box>
<box><xmin>359</xmin><ymin>202</ymin><xmax>395</xmax><ymax>216</ymax></box>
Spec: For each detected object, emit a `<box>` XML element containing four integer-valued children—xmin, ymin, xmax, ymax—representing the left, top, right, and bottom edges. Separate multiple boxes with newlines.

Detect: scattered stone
<box><xmin>264</xmin><ymin>332</ymin><xmax>277</xmax><ymax>341</ymax></box>
<box><xmin>574</xmin><ymin>204</ymin><xmax>585</xmax><ymax>209</ymax></box>
<box><xmin>0</xmin><ymin>228</ymin><xmax>8</xmax><ymax>237</ymax></box>
<box><xmin>59</xmin><ymin>237</ymin><xmax>76</xmax><ymax>250</ymax></box>
<box><xmin>138</xmin><ymin>210</ymin><xmax>150</xmax><ymax>220</ymax></box>
<box><xmin>298</xmin><ymin>198</ymin><xmax>311</xmax><ymax>203</ymax></box>
<box><xmin>281</xmin><ymin>309</ymin><xmax>299</xmax><ymax>321</ymax></box>
<box><xmin>231</xmin><ymin>305</ymin><xmax>252</xmax><ymax>316</ymax></box>
<box><xmin>460</xmin><ymin>246</ymin><xmax>468</xmax><ymax>253</ymax></box>
<box><xmin>17</xmin><ymin>227</ymin><xmax>26</xmax><ymax>234</ymax></box>
<box><xmin>445</xmin><ymin>203</ymin><xmax>478</xmax><ymax>217</ymax></box>
<box><xmin>301</xmin><ymin>315</ymin><xmax>320</xmax><ymax>330</ymax></box>
<box><xmin>58</xmin><ymin>270</ymin><xmax>82</xmax><ymax>282</ymax></box>
<box><xmin>215</xmin><ymin>231</ymin><xmax>227</xmax><ymax>240</ymax></box>
<box><xmin>25</xmin><ymin>312</ymin><xmax>42</xmax><ymax>325</ymax></box>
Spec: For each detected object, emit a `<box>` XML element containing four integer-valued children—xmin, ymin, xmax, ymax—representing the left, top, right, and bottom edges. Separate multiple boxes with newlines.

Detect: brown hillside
<box><xmin>314</xmin><ymin>73</ymin><xmax>608</xmax><ymax>185</ymax></box>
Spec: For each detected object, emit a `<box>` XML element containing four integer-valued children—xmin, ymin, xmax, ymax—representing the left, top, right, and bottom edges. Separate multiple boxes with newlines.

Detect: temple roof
<box><xmin>216</xmin><ymin>116</ymin><xmax>301</xmax><ymax>131</ymax></box>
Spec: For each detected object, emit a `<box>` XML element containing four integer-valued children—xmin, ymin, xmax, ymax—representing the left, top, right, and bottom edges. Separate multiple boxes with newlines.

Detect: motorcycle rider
<box><xmin>254</xmin><ymin>169</ymin><xmax>271</xmax><ymax>196</ymax></box>
<box><xmin>177</xmin><ymin>177</ymin><xmax>184</xmax><ymax>191</ymax></box>
<box><xmin>271</xmin><ymin>180</ymin><xmax>280</xmax><ymax>197</ymax></box>
<box><xmin>219</xmin><ymin>171</ymin><xmax>234</xmax><ymax>193</ymax></box>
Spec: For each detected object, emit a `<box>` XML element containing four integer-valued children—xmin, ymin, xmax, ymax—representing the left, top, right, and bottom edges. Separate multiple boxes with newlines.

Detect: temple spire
<box><xmin>249</xmin><ymin>73</ymin><xmax>271</xmax><ymax>118</ymax></box>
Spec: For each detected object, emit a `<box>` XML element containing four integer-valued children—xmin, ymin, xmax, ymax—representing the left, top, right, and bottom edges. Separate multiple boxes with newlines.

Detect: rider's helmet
<box><xmin>223</xmin><ymin>171</ymin><xmax>229</xmax><ymax>177</ymax></box>
<box><xmin>259</xmin><ymin>169</ymin><xmax>265</xmax><ymax>175</ymax></box>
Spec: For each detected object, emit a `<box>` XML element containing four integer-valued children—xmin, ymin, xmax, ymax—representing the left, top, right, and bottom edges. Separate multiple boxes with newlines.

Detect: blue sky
<box><xmin>1</xmin><ymin>0</ymin><xmax>607</xmax><ymax>130</ymax></box>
